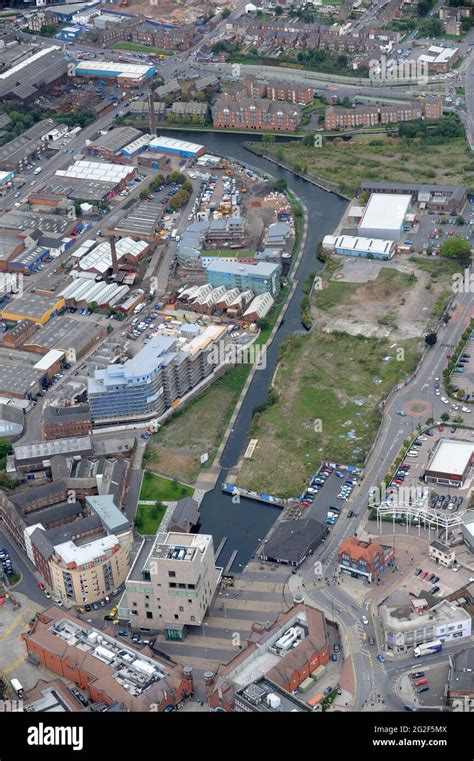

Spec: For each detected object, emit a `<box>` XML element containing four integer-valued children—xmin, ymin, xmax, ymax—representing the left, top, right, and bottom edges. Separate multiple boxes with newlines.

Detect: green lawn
<box><xmin>114</xmin><ymin>42</ymin><xmax>173</xmax><ymax>56</ymax></box>
<box><xmin>135</xmin><ymin>503</ymin><xmax>167</xmax><ymax>535</ymax></box>
<box><xmin>139</xmin><ymin>471</ymin><xmax>193</xmax><ymax>501</ymax></box>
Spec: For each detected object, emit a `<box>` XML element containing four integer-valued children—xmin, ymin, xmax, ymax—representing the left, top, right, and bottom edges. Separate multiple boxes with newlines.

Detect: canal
<box><xmin>162</xmin><ymin>130</ymin><xmax>348</xmax><ymax>572</ymax></box>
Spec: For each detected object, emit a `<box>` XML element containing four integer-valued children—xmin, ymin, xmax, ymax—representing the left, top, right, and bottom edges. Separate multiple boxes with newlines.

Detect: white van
<box><xmin>10</xmin><ymin>678</ymin><xmax>24</xmax><ymax>698</ymax></box>
<box><xmin>33</xmin><ymin>166</ymin><xmax>42</xmax><ymax>175</ymax></box>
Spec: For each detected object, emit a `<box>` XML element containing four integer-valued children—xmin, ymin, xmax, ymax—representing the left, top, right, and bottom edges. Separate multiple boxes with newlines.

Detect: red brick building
<box><xmin>42</xmin><ymin>404</ymin><xmax>92</xmax><ymax>441</ymax></box>
<box><xmin>213</xmin><ymin>98</ymin><xmax>301</xmax><ymax>132</ymax></box>
<box><xmin>324</xmin><ymin>97</ymin><xmax>442</xmax><ymax>130</ymax></box>
<box><xmin>206</xmin><ymin>603</ymin><xmax>330</xmax><ymax>710</ymax></box>
<box><xmin>23</xmin><ymin>606</ymin><xmax>194</xmax><ymax>711</ymax></box>
<box><xmin>338</xmin><ymin>536</ymin><xmax>395</xmax><ymax>583</ymax></box>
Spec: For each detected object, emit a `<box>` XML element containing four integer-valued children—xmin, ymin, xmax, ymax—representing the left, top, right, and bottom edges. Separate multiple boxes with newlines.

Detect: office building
<box><xmin>122</xmin><ymin>531</ymin><xmax>220</xmax><ymax>639</ymax></box>
<box><xmin>206</xmin><ymin>260</ymin><xmax>280</xmax><ymax>296</ymax></box>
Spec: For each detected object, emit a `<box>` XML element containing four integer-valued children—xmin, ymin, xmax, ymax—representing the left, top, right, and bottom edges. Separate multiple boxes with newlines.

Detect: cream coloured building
<box><xmin>121</xmin><ymin>532</ymin><xmax>221</xmax><ymax>639</ymax></box>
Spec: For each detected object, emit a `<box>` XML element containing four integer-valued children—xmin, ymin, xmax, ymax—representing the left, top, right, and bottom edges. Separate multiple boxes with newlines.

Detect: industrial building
<box><xmin>380</xmin><ymin>592</ymin><xmax>471</xmax><ymax>655</ymax></box>
<box><xmin>121</xmin><ymin>531</ymin><xmax>220</xmax><ymax>639</ymax></box>
<box><xmin>55</xmin><ymin>160</ymin><xmax>136</xmax><ymax>197</ymax></box>
<box><xmin>12</xmin><ymin>436</ymin><xmax>93</xmax><ymax>474</ymax></box>
<box><xmin>206</xmin><ymin>260</ymin><xmax>281</xmax><ymax>296</ymax></box>
<box><xmin>88</xmin><ymin>323</ymin><xmax>226</xmax><ymax>425</ymax></box>
<box><xmin>23</xmin><ymin>315</ymin><xmax>106</xmax><ymax>363</ymax></box>
<box><xmin>73</xmin><ymin>237</ymin><xmax>148</xmax><ymax>276</ymax></box>
<box><xmin>0</xmin><ymin>47</ymin><xmax>68</xmax><ymax>103</ymax></box>
<box><xmin>0</xmin><ymin>118</ymin><xmax>58</xmax><ymax>172</ymax></box>
<box><xmin>43</xmin><ymin>404</ymin><xmax>92</xmax><ymax>440</ymax></box>
<box><xmin>359</xmin><ymin>182</ymin><xmax>467</xmax><ymax>214</ymax></box>
<box><xmin>148</xmin><ymin>135</ymin><xmax>205</xmax><ymax>159</ymax></box>
<box><xmin>104</xmin><ymin>200</ymin><xmax>163</xmax><ymax>242</ymax></box>
<box><xmin>86</xmin><ymin>127</ymin><xmax>143</xmax><ymax>162</ymax></box>
<box><xmin>358</xmin><ymin>193</ymin><xmax>412</xmax><ymax>240</ymax></box>
<box><xmin>424</xmin><ymin>438</ymin><xmax>473</xmax><ymax>487</ymax></box>
<box><xmin>74</xmin><ymin>60</ymin><xmax>156</xmax><ymax>84</ymax></box>
<box><xmin>59</xmin><ymin>278</ymin><xmax>130</xmax><ymax>310</ymax></box>
<box><xmin>1</xmin><ymin>293</ymin><xmax>65</xmax><ymax>326</ymax></box>
<box><xmin>322</xmin><ymin>235</ymin><xmax>396</xmax><ymax>260</ymax></box>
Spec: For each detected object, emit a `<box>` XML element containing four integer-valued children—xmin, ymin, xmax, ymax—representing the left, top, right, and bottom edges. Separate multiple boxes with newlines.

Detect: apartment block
<box><xmin>206</xmin><ymin>260</ymin><xmax>281</xmax><ymax>296</ymax></box>
<box><xmin>24</xmin><ymin>606</ymin><xmax>194</xmax><ymax>711</ymax></box>
<box><xmin>324</xmin><ymin>97</ymin><xmax>442</xmax><ymax>130</ymax></box>
<box><xmin>213</xmin><ymin>98</ymin><xmax>301</xmax><ymax>132</ymax></box>
<box><xmin>88</xmin><ymin>323</ymin><xmax>226</xmax><ymax>425</ymax></box>
<box><xmin>122</xmin><ymin>532</ymin><xmax>220</xmax><ymax>638</ymax></box>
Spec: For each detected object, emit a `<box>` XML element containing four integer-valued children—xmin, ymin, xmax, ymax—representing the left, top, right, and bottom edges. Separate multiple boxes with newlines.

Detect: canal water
<box><xmin>161</xmin><ymin>130</ymin><xmax>348</xmax><ymax>571</ymax></box>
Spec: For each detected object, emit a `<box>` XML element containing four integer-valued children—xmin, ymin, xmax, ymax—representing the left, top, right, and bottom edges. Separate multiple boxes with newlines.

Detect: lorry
<box><xmin>413</xmin><ymin>639</ymin><xmax>443</xmax><ymax>658</ymax></box>
<box><xmin>10</xmin><ymin>678</ymin><xmax>24</xmax><ymax>698</ymax></box>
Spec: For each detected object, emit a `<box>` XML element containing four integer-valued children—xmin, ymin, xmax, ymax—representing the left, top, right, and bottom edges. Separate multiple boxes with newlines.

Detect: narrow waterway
<box><xmin>162</xmin><ymin>130</ymin><xmax>348</xmax><ymax>571</ymax></box>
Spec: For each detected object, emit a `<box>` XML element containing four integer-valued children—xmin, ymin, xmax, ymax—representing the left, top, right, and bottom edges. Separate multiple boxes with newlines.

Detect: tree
<box><xmin>139</xmin><ymin>188</ymin><xmax>149</xmax><ymax>200</ymax></box>
<box><xmin>440</xmin><ymin>412</ymin><xmax>450</xmax><ymax>422</ymax></box>
<box><xmin>222</xmin><ymin>7</ymin><xmax>231</xmax><ymax>17</ymax></box>
<box><xmin>275</xmin><ymin>4</ymin><xmax>284</xmax><ymax>14</ymax></box>
<box><xmin>440</xmin><ymin>237</ymin><xmax>472</xmax><ymax>268</ymax></box>
<box><xmin>275</xmin><ymin>179</ymin><xmax>287</xmax><ymax>193</ymax></box>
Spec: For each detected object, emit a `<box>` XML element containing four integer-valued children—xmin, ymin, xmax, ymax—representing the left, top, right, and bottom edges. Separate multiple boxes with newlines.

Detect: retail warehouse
<box><xmin>424</xmin><ymin>438</ymin><xmax>474</xmax><ymax>487</ymax></box>
<box><xmin>322</xmin><ymin>235</ymin><xmax>395</xmax><ymax>260</ymax></box>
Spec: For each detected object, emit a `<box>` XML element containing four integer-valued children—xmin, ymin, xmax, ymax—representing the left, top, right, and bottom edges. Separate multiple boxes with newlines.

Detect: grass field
<box><xmin>249</xmin><ymin>135</ymin><xmax>473</xmax><ymax>196</ymax></box>
<box><xmin>238</xmin><ymin>332</ymin><xmax>422</xmax><ymax>497</ymax></box>
<box><xmin>135</xmin><ymin>503</ymin><xmax>167</xmax><ymax>535</ymax></box>
<box><xmin>114</xmin><ymin>42</ymin><xmax>172</xmax><ymax>56</ymax></box>
<box><xmin>139</xmin><ymin>472</ymin><xmax>193</xmax><ymax>502</ymax></box>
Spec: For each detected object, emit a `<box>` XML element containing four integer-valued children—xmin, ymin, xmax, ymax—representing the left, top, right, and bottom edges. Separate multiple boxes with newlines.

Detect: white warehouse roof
<box><xmin>33</xmin><ymin>349</ymin><xmax>64</xmax><ymax>371</ymax></box>
<box><xmin>359</xmin><ymin>193</ymin><xmax>411</xmax><ymax>234</ymax></box>
<box><xmin>75</xmin><ymin>61</ymin><xmax>154</xmax><ymax>79</ymax></box>
<box><xmin>75</xmin><ymin>237</ymin><xmax>147</xmax><ymax>275</ymax></box>
<box><xmin>149</xmin><ymin>135</ymin><xmax>204</xmax><ymax>155</ymax></box>
<box><xmin>322</xmin><ymin>235</ymin><xmax>395</xmax><ymax>256</ymax></box>
<box><xmin>427</xmin><ymin>439</ymin><xmax>474</xmax><ymax>478</ymax></box>
<box><xmin>55</xmin><ymin>160</ymin><xmax>134</xmax><ymax>185</ymax></box>
<box><xmin>0</xmin><ymin>46</ymin><xmax>60</xmax><ymax>81</ymax></box>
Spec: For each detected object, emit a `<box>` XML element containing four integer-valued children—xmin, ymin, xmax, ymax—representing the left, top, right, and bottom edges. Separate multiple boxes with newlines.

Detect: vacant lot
<box><xmin>315</xmin><ymin>263</ymin><xmax>455</xmax><ymax>339</ymax></box>
<box><xmin>139</xmin><ymin>471</ymin><xmax>193</xmax><ymax>501</ymax></box>
<box><xmin>145</xmin><ymin>364</ymin><xmax>250</xmax><ymax>483</ymax></box>
<box><xmin>238</xmin><ymin>331</ymin><xmax>422</xmax><ymax>497</ymax></box>
<box><xmin>250</xmin><ymin>135</ymin><xmax>472</xmax><ymax>196</ymax></box>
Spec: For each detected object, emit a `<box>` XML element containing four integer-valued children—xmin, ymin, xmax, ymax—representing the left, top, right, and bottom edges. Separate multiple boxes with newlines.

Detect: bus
<box><xmin>413</xmin><ymin>640</ymin><xmax>443</xmax><ymax>658</ymax></box>
<box><xmin>10</xmin><ymin>678</ymin><xmax>24</xmax><ymax>698</ymax></box>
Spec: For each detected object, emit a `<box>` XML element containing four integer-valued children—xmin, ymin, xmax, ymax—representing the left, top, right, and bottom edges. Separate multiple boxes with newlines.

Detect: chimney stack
<box><xmin>148</xmin><ymin>87</ymin><xmax>157</xmax><ymax>136</ymax></box>
<box><xmin>109</xmin><ymin>235</ymin><xmax>119</xmax><ymax>276</ymax></box>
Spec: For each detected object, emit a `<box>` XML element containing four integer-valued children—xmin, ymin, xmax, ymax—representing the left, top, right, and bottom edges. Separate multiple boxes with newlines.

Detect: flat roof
<box><xmin>2</xmin><ymin>293</ymin><xmax>63</xmax><ymax>320</ymax></box>
<box><xmin>359</xmin><ymin>193</ymin><xmax>412</xmax><ymax>233</ymax></box>
<box><xmin>149</xmin><ymin>135</ymin><xmax>204</xmax><ymax>154</ymax></box>
<box><xmin>427</xmin><ymin>438</ymin><xmax>474</xmax><ymax>477</ymax></box>
<box><xmin>24</xmin><ymin>315</ymin><xmax>104</xmax><ymax>354</ymax></box>
<box><xmin>324</xmin><ymin>234</ymin><xmax>395</xmax><ymax>255</ymax></box>
<box><xmin>14</xmin><ymin>435</ymin><xmax>92</xmax><ymax>462</ymax></box>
